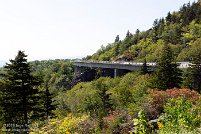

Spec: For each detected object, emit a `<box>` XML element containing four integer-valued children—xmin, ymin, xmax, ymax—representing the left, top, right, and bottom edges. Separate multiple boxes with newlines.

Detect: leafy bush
<box><xmin>159</xmin><ymin>97</ymin><xmax>201</xmax><ymax>133</ymax></box>
<box><xmin>132</xmin><ymin>111</ymin><xmax>154</xmax><ymax>134</ymax></box>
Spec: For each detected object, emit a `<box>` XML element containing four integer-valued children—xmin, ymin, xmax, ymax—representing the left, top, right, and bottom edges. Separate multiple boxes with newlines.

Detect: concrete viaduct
<box><xmin>73</xmin><ymin>60</ymin><xmax>190</xmax><ymax>78</ymax></box>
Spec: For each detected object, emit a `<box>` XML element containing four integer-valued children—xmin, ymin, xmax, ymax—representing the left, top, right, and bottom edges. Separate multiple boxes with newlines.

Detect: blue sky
<box><xmin>0</xmin><ymin>0</ymin><xmax>197</xmax><ymax>61</ymax></box>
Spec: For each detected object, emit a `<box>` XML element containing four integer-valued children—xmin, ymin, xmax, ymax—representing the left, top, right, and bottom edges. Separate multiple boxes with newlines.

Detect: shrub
<box><xmin>143</xmin><ymin>88</ymin><xmax>200</xmax><ymax>119</ymax></box>
<box><xmin>132</xmin><ymin>111</ymin><xmax>154</xmax><ymax>134</ymax></box>
<box><xmin>103</xmin><ymin>110</ymin><xmax>132</xmax><ymax>134</ymax></box>
<box><xmin>77</xmin><ymin>118</ymin><xmax>99</xmax><ymax>134</ymax></box>
<box><xmin>30</xmin><ymin>114</ymin><xmax>88</xmax><ymax>134</ymax></box>
<box><xmin>159</xmin><ymin>97</ymin><xmax>201</xmax><ymax>133</ymax></box>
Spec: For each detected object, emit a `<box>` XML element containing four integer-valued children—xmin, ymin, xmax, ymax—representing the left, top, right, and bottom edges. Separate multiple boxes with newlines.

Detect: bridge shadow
<box><xmin>71</xmin><ymin>67</ymin><xmax>131</xmax><ymax>87</ymax></box>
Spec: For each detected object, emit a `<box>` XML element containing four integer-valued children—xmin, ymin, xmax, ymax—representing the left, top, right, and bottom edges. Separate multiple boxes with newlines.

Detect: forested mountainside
<box><xmin>86</xmin><ymin>1</ymin><xmax>201</xmax><ymax>62</ymax></box>
<box><xmin>27</xmin><ymin>1</ymin><xmax>201</xmax><ymax>133</ymax></box>
<box><xmin>30</xmin><ymin>59</ymin><xmax>73</xmax><ymax>93</ymax></box>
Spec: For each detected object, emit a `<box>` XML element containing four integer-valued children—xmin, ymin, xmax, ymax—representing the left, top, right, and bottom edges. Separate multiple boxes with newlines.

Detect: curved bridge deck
<box><xmin>73</xmin><ymin>60</ymin><xmax>190</xmax><ymax>77</ymax></box>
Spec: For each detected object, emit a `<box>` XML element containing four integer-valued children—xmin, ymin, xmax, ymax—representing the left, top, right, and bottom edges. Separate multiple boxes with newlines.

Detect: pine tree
<box><xmin>0</xmin><ymin>51</ymin><xmax>42</xmax><ymax>132</ymax></box>
<box><xmin>152</xmin><ymin>45</ymin><xmax>182</xmax><ymax>90</ymax></box>
<box><xmin>95</xmin><ymin>79</ymin><xmax>113</xmax><ymax>129</ymax></box>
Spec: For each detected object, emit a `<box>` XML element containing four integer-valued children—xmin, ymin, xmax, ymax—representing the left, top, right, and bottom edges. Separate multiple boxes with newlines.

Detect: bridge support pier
<box><xmin>74</xmin><ymin>66</ymin><xmax>85</xmax><ymax>75</ymax></box>
<box><xmin>114</xmin><ymin>68</ymin><xmax>119</xmax><ymax>78</ymax></box>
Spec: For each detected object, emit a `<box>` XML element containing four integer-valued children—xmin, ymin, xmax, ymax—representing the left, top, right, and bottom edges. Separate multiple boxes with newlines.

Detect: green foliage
<box><xmin>95</xmin><ymin>78</ymin><xmax>113</xmax><ymax>115</ymax></box>
<box><xmin>159</xmin><ymin>97</ymin><xmax>201</xmax><ymax>133</ymax></box>
<box><xmin>53</xmin><ymin>72</ymin><xmax>150</xmax><ymax>132</ymax></box>
<box><xmin>182</xmin><ymin>21</ymin><xmax>201</xmax><ymax>44</ymax></box>
<box><xmin>177</xmin><ymin>38</ymin><xmax>201</xmax><ymax>61</ymax></box>
<box><xmin>81</xmin><ymin>78</ymin><xmax>114</xmax><ymax>128</ymax></box>
<box><xmin>162</xmin><ymin>23</ymin><xmax>182</xmax><ymax>44</ymax></box>
<box><xmin>24</xmin><ymin>1</ymin><xmax>201</xmax><ymax>132</ymax></box>
<box><xmin>40</xmin><ymin>86</ymin><xmax>56</xmax><ymax>119</ymax></box>
<box><xmin>132</xmin><ymin>111</ymin><xmax>153</xmax><ymax>134</ymax></box>
<box><xmin>109</xmin><ymin>72</ymin><xmax>150</xmax><ymax>111</ymax></box>
<box><xmin>58</xmin><ymin>81</ymin><xmax>96</xmax><ymax>116</ymax></box>
<box><xmin>0</xmin><ymin>51</ymin><xmax>42</xmax><ymax>131</ymax></box>
<box><xmin>30</xmin><ymin>114</ymin><xmax>89</xmax><ymax>134</ymax></box>
<box><xmin>29</xmin><ymin>59</ymin><xmax>73</xmax><ymax>121</ymax></box>
<box><xmin>151</xmin><ymin>45</ymin><xmax>182</xmax><ymax>89</ymax></box>
<box><xmin>30</xmin><ymin>59</ymin><xmax>73</xmax><ymax>94</ymax></box>
<box><xmin>183</xmin><ymin>39</ymin><xmax>201</xmax><ymax>92</ymax></box>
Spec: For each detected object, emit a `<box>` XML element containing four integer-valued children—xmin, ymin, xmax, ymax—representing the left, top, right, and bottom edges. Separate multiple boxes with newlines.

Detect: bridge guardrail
<box><xmin>73</xmin><ymin>60</ymin><xmax>190</xmax><ymax>68</ymax></box>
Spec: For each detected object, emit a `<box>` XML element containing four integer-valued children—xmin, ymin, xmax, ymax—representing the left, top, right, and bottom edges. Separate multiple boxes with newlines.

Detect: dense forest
<box><xmin>0</xmin><ymin>1</ymin><xmax>201</xmax><ymax>134</ymax></box>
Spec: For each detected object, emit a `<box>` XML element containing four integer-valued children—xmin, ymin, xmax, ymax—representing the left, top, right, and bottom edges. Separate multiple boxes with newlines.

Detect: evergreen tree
<box><xmin>140</xmin><ymin>58</ymin><xmax>149</xmax><ymax>75</ymax></box>
<box><xmin>152</xmin><ymin>45</ymin><xmax>182</xmax><ymax>89</ymax></box>
<box><xmin>115</xmin><ymin>35</ymin><xmax>120</xmax><ymax>42</ymax></box>
<box><xmin>166</xmin><ymin>12</ymin><xmax>172</xmax><ymax>24</ymax></box>
<box><xmin>0</xmin><ymin>51</ymin><xmax>42</xmax><ymax>132</ymax></box>
<box><xmin>42</xmin><ymin>85</ymin><xmax>56</xmax><ymax>119</ymax></box>
<box><xmin>95</xmin><ymin>79</ymin><xmax>113</xmax><ymax>129</ymax></box>
<box><xmin>131</xmin><ymin>29</ymin><xmax>140</xmax><ymax>44</ymax></box>
<box><xmin>126</xmin><ymin>30</ymin><xmax>132</xmax><ymax>38</ymax></box>
<box><xmin>97</xmin><ymin>82</ymin><xmax>113</xmax><ymax>116</ymax></box>
<box><xmin>41</xmin><ymin>76</ymin><xmax>56</xmax><ymax>119</ymax></box>
<box><xmin>114</xmin><ymin>42</ymin><xmax>120</xmax><ymax>56</ymax></box>
<box><xmin>152</xmin><ymin>19</ymin><xmax>159</xmax><ymax>42</ymax></box>
<box><xmin>184</xmin><ymin>50</ymin><xmax>201</xmax><ymax>93</ymax></box>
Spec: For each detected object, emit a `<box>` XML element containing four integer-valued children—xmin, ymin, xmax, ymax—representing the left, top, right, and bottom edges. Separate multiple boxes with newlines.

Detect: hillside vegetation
<box><xmin>28</xmin><ymin>1</ymin><xmax>201</xmax><ymax>133</ymax></box>
<box><xmin>86</xmin><ymin>1</ymin><xmax>201</xmax><ymax>62</ymax></box>
<box><xmin>0</xmin><ymin>1</ymin><xmax>201</xmax><ymax>134</ymax></box>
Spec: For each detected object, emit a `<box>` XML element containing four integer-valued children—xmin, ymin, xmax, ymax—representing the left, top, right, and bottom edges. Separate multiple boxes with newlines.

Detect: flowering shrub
<box><xmin>165</xmin><ymin>88</ymin><xmax>200</xmax><ymax>101</ymax></box>
<box><xmin>103</xmin><ymin>110</ymin><xmax>132</xmax><ymax>134</ymax></box>
<box><xmin>30</xmin><ymin>114</ymin><xmax>88</xmax><ymax>134</ymax></box>
<box><xmin>58</xmin><ymin>114</ymin><xmax>88</xmax><ymax>133</ymax></box>
<box><xmin>145</xmin><ymin>88</ymin><xmax>200</xmax><ymax>119</ymax></box>
<box><xmin>132</xmin><ymin>89</ymin><xmax>201</xmax><ymax>134</ymax></box>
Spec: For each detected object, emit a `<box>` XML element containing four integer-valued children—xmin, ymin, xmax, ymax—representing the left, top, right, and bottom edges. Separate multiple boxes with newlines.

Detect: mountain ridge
<box><xmin>85</xmin><ymin>0</ymin><xmax>201</xmax><ymax>62</ymax></box>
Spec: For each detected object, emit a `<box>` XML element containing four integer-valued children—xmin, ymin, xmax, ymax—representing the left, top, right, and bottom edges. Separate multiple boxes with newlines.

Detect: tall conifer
<box><xmin>184</xmin><ymin>49</ymin><xmax>201</xmax><ymax>93</ymax></box>
<box><xmin>140</xmin><ymin>58</ymin><xmax>149</xmax><ymax>75</ymax></box>
<box><xmin>152</xmin><ymin>45</ymin><xmax>182</xmax><ymax>89</ymax></box>
<box><xmin>1</xmin><ymin>51</ymin><xmax>41</xmax><ymax>132</ymax></box>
